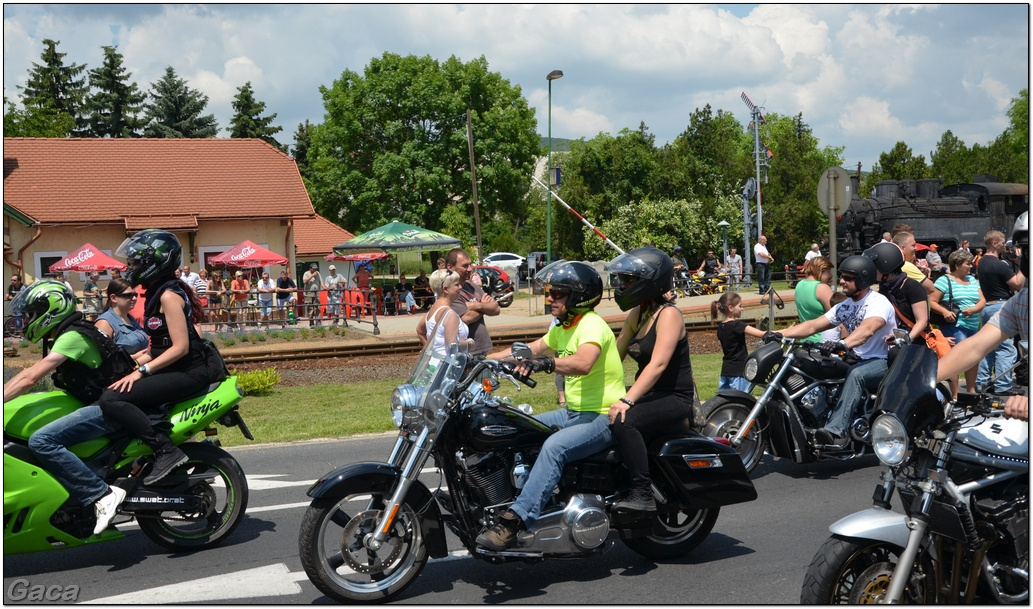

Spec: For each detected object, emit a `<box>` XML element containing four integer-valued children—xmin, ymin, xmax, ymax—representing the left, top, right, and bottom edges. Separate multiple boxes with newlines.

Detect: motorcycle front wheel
<box><xmin>800</xmin><ymin>535</ymin><xmax>929</xmax><ymax>604</ymax></box>
<box><xmin>299</xmin><ymin>491</ymin><xmax>427</xmax><ymax>603</ymax></box>
<box><xmin>137</xmin><ymin>442</ymin><xmax>248</xmax><ymax>550</ymax></box>
<box><xmin>701</xmin><ymin>400</ymin><xmax>765</xmax><ymax>473</ymax></box>
<box><xmin>623</xmin><ymin>507</ymin><xmax>719</xmax><ymax>559</ymax></box>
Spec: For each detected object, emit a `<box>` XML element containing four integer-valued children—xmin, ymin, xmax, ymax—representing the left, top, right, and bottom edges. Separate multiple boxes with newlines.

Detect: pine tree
<box><xmin>143</xmin><ymin>66</ymin><xmax>218</xmax><ymax>138</ymax></box>
<box><xmin>85</xmin><ymin>46</ymin><xmax>146</xmax><ymax>138</ymax></box>
<box><xmin>18</xmin><ymin>38</ymin><xmax>89</xmax><ymax>136</ymax></box>
<box><xmin>291</xmin><ymin>120</ymin><xmax>314</xmax><ymax>179</ymax></box>
<box><xmin>229</xmin><ymin>81</ymin><xmax>282</xmax><ymax>149</ymax></box>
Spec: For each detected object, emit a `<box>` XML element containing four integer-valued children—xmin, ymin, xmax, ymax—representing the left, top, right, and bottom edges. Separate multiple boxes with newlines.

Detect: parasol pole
<box><xmin>532</xmin><ymin>175</ymin><xmax>624</xmax><ymax>255</ymax></box>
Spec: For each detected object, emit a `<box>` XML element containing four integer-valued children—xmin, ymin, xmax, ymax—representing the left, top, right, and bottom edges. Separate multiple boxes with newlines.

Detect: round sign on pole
<box><xmin>816</xmin><ymin>166</ymin><xmax>850</xmax><ymax>215</ymax></box>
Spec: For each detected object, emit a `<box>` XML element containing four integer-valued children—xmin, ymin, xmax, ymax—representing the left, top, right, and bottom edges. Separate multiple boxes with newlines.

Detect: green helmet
<box><xmin>116</xmin><ymin>229</ymin><xmax>182</xmax><ymax>287</ymax></box>
<box><xmin>9</xmin><ymin>280</ymin><xmax>78</xmax><ymax>343</ymax></box>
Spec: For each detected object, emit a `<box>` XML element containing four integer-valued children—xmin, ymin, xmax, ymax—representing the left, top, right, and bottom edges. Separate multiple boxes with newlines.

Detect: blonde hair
<box><xmin>711</xmin><ymin>291</ymin><xmax>742</xmax><ymax>320</ymax></box>
<box><xmin>429</xmin><ymin>269</ymin><xmax>459</xmax><ymax>296</ymax></box>
<box><xmin>805</xmin><ymin>256</ymin><xmax>833</xmax><ymax>281</ymax></box>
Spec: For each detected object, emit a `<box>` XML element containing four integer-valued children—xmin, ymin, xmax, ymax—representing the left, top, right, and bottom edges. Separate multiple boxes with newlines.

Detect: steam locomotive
<box><xmin>835</xmin><ymin>174</ymin><xmax>1028</xmax><ymax>258</ymax></box>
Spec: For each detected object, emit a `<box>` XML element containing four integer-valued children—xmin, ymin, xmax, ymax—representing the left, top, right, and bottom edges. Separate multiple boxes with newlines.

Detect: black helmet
<box><xmin>863</xmin><ymin>242</ymin><xmax>904</xmax><ymax>276</ymax></box>
<box><xmin>8</xmin><ymin>280</ymin><xmax>77</xmax><ymax>343</ymax></box>
<box><xmin>605</xmin><ymin>247</ymin><xmax>674</xmax><ymax>311</ymax></box>
<box><xmin>838</xmin><ymin>255</ymin><xmax>878</xmax><ymax>290</ymax></box>
<box><xmin>1013</xmin><ymin>211</ymin><xmax>1028</xmax><ymax>275</ymax></box>
<box><xmin>673</xmin><ymin>246</ymin><xmax>682</xmax><ymax>253</ymax></box>
<box><xmin>116</xmin><ymin>229</ymin><xmax>183</xmax><ymax>287</ymax></box>
<box><xmin>534</xmin><ymin>260</ymin><xmax>602</xmax><ymax>319</ymax></box>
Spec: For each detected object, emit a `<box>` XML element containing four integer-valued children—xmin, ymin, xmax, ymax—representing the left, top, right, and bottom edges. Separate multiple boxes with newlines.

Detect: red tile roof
<box><xmin>294</xmin><ymin>214</ymin><xmax>355</xmax><ymax>257</ymax></box>
<box><xmin>3</xmin><ymin>137</ymin><xmax>316</xmax><ymax>225</ymax></box>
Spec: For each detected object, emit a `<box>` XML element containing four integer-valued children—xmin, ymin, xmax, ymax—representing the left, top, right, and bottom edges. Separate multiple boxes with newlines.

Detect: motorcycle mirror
<box><xmin>511</xmin><ymin>342</ymin><xmax>533</xmax><ymax>361</ymax></box>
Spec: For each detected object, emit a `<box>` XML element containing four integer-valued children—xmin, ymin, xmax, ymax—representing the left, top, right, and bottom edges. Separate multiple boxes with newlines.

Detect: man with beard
<box><xmin>416</xmin><ymin>248</ymin><xmax>500</xmax><ymax>356</ymax></box>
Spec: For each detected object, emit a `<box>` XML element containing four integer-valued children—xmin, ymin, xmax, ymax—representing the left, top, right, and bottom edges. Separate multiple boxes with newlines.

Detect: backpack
<box><xmin>46</xmin><ymin>312</ymin><xmax>138</xmax><ymax>404</ymax></box>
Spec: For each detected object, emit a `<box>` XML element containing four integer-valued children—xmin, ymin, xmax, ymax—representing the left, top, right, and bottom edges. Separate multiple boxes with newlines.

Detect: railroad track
<box><xmin>222</xmin><ymin>313</ymin><xmax>797</xmax><ymax>366</ymax></box>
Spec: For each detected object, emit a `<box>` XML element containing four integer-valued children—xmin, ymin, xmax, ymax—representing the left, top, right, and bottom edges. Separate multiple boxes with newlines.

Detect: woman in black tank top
<box><xmin>605</xmin><ymin>247</ymin><xmax>696</xmax><ymax>512</ymax></box>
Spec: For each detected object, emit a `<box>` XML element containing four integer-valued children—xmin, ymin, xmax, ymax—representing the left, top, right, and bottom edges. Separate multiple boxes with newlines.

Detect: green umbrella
<box><xmin>332</xmin><ymin>220</ymin><xmax>461</xmax><ymax>255</ymax></box>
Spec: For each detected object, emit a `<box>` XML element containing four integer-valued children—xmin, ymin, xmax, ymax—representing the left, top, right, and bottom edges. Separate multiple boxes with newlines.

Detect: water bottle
<box><xmin>287</xmin><ymin>309</ymin><xmax>296</xmax><ymax>325</ymax></box>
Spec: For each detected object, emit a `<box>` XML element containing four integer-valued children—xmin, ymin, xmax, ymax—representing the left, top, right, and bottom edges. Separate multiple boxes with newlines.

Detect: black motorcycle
<box><xmin>800</xmin><ymin>339</ymin><xmax>1028</xmax><ymax>603</ymax></box>
<box><xmin>701</xmin><ymin>336</ymin><xmax>875</xmax><ymax>473</ymax></box>
<box><xmin>298</xmin><ymin>317</ymin><xmax>758</xmax><ymax>603</ymax></box>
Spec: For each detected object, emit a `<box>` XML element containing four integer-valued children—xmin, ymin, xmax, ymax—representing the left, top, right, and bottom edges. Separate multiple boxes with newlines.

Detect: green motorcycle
<box><xmin>4</xmin><ymin>377</ymin><xmax>251</xmax><ymax>554</ymax></box>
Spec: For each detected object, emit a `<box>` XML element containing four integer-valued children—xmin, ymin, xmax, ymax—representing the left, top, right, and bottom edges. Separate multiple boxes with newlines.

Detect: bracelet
<box><xmin>619</xmin><ymin>397</ymin><xmax>635</xmax><ymax>407</ymax></box>
<box><xmin>138</xmin><ymin>363</ymin><xmax>151</xmax><ymax>376</ymax></box>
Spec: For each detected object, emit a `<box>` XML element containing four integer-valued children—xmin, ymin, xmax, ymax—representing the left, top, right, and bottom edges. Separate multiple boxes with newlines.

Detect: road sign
<box><xmin>816</xmin><ymin>166</ymin><xmax>850</xmax><ymax>215</ymax></box>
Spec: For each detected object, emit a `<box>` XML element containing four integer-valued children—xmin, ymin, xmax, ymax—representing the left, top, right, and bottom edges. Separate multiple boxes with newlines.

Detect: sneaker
<box><xmin>144</xmin><ymin>446</ymin><xmax>189</xmax><ymax>485</ymax></box>
<box><xmin>93</xmin><ymin>485</ymin><xmax>127</xmax><ymax>535</ymax></box>
<box><xmin>814</xmin><ymin>428</ymin><xmax>849</xmax><ymax>448</ymax></box>
<box><xmin>614</xmin><ymin>486</ymin><xmax>656</xmax><ymax>512</ymax></box>
<box><xmin>475</xmin><ymin>510</ymin><xmax>523</xmax><ymax>550</ymax></box>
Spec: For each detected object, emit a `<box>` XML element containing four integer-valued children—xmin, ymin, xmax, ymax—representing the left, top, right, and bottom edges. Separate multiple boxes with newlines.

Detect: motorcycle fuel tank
<box><xmin>455</xmin><ymin>403</ymin><xmax>553</xmax><ymax>451</ymax></box>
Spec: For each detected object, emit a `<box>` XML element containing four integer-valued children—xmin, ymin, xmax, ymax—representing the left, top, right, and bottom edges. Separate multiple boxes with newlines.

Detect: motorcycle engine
<box><xmin>457</xmin><ymin>450</ymin><xmax>514</xmax><ymax>507</ymax></box>
<box><xmin>519</xmin><ymin>493</ymin><xmax>610</xmax><ymax>554</ymax></box>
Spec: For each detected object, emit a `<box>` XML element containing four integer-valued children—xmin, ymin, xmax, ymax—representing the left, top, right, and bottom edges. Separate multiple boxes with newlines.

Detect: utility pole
<box><xmin>741</xmin><ymin>92</ymin><xmax>771</xmax><ymax>237</ymax></box>
<box><xmin>466</xmin><ymin>109</ymin><xmax>482</xmax><ymax>258</ymax></box>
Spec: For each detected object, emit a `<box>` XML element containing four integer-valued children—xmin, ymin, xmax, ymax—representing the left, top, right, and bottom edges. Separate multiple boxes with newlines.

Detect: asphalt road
<box><xmin>3</xmin><ymin>434</ymin><xmax>883</xmax><ymax>605</ymax></box>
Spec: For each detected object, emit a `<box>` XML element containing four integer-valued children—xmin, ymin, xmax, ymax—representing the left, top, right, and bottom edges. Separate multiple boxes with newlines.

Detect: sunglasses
<box><xmin>117</xmin><ymin>292</ymin><xmax>138</xmax><ymax>299</ymax></box>
<box><xmin>548</xmin><ymin>289</ymin><xmax>571</xmax><ymax>300</ymax></box>
<box><xmin>839</xmin><ymin>273</ymin><xmax>856</xmax><ymax>283</ymax></box>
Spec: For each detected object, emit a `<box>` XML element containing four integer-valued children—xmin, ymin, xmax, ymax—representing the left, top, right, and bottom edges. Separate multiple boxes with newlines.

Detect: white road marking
<box><xmin>80</xmin><ymin>563</ymin><xmax>303</xmax><ymax>604</ymax></box>
<box><xmin>245</xmin><ymin>474</ymin><xmax>316</xmax><ymax>491</ymax></box>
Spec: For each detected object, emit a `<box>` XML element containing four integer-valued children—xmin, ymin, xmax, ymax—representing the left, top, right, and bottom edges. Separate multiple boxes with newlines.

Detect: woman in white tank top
<box><xmin>423</xmin><ymin>269</ymin><xmax>469</xmax><ymax>356</ymax></box>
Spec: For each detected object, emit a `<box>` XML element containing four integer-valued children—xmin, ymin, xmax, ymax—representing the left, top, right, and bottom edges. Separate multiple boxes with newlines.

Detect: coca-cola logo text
<box><xmin>231</xmin><ymin>245</ymin><xmax>257</xmax><ymax>261</ymax></box>
<box><xmin>64</xmin><ymin>248</ymin><xmax>95</xmax><ymax>265</ymax></box>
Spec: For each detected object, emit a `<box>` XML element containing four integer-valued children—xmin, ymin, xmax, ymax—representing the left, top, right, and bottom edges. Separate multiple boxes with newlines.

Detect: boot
<box><xmin>143</xmin><ymin>435</ymin><xmax>188</xmax><ymax>485</ymax></box>
<box><xmin>475</xmin><ymin>510</ymin><xmax>523</xmax><ymax>550</ymax></box>
<box><xmin>614</xmin><ymin>484</ymin><xmax>656</xmax><ymax>512</ymax></box>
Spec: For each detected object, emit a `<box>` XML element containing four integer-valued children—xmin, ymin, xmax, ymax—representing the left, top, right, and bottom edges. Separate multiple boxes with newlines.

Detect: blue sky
<box><xmin>4</xmin><ymin>4</ymin><xmax>1028</xmax><ymax>172</ymax></box>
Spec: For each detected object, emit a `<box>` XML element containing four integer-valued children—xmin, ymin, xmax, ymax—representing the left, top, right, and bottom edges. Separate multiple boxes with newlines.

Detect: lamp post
<box><xmin>546</xmin><ymin>69</ymin><xmax>563</xmax><ymax>265</ymax></box>
<box><xmin>717</xmin><ymin>220</ymin><xmax>730</xmax><ymax>270</ymax></box>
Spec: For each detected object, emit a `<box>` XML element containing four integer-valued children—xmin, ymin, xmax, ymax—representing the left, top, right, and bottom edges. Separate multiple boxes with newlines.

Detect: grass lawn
<box><xmin>215</xmin><ymin>352</ymin><xmax>725</xmax><ymax>447</ymax></box>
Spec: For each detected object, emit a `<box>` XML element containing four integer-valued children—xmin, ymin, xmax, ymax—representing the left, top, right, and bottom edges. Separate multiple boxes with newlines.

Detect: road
<box><xmin>3</xmin><ymin>434</ymin><xmax>883</xmax><ymax>604</ymax></box>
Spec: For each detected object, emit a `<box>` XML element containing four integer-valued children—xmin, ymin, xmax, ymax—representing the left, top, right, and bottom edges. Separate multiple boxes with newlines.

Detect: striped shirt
<box><xmin>933</xmin><ymin>274</ymin><xmax>981</xmax><ymax>331</ymax></box>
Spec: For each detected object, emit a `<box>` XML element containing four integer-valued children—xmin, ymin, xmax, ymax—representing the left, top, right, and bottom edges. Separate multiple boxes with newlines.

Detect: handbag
<box><xmin>891</xmin><ymin>302</ymin><xmax>952</xmax><ymax>359</ymax></box>
<box><xmin>929</xmin><ymin>277</ymin><xmax>962</xmax><ymax>326</ymax></box>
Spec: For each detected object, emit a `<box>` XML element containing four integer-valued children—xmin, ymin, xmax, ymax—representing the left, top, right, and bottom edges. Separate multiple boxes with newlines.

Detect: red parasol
<box><xmin>210</xmin><ymin>240</ymin><xmax>288</xmax><ymax>268</ymax></box>
<box><xmin>49</xmin><ymin>243</ymin><xmax>127</xmax><ymax>272</ymax></box>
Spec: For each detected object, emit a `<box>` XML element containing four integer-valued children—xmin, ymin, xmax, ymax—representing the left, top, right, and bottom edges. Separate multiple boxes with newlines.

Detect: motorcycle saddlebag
<box><xmin>649</xmin><ymin>432</ymin><xmax>757</xmax><ymax>509</ymax></box>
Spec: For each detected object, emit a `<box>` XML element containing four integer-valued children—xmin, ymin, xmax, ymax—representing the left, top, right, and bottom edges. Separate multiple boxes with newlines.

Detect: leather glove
<box><xmin>818</xmin><ymin>340</ymin><xmax>847</xmax><ymax>357</ymax></box>
<box><xmin>763</xmin><ymin>331</ymin><xmax>783</xmax><ymax>343</ymax></box>
<box><xmin>529</xmin><ymin>356</ymin><xmax>555</xmax><ymax>374</ymax></box>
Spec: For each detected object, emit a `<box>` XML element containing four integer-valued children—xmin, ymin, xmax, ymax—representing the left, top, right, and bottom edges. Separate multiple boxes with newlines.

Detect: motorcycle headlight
<box><xmin>871</xmin><ymin>413</ymin><xmax>908</xmax><ymax>466</ymax></box>
<box><xmin>391</xmin><ymin>384</ymin><xmax>421</xmax><ymax>428</ymax></box>
<box><xmin>744</xmin><ymin>358</ymin><xmax>760</xmax><ymax>382</ymax></box>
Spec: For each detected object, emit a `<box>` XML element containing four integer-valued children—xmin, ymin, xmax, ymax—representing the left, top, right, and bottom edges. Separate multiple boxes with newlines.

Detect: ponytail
<box><xmin>711</xmin><ymin>291</ymin><xmax>742</xmax><ymax>321</ymax></box>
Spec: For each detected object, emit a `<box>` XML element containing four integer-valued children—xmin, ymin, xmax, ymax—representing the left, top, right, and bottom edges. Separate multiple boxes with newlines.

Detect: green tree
<box><xmin>3</xmin><ymin>96</ymin><xmax>76</xmax><ymax>137</ymax></box>
<box><xmin>930</xmin><ymin>130</ymin><xmax>972</xmax><ymax>184</ymax></box>
<box><xmin>661</xmin><ymin>104</ymin><xmax>751</xmax><ymax>203</ymax></box>
<box><xmin>861</xmin><ymin>141</ymin><xmax>929</xmax><ymax>195</ymax></box>
<box><xmin>229</xmin><ymin>81</ymin><xmax>283</xmax><ymax>149</ymax></box>
<box><xmin>142</xmin><ymin>66</ymin><xmax>218</xmax><ymax>138</ymax></box>
<box><xmin>307</xmin><ymin>52</ymin><xmax>539</xmax><ymax>235</ymax></box>
<box><xmin>18</xmin><ymin>38</ymin><xmax>89</xmax><ymax>136</ymax></box>
<box><xmin>85</xmin><ymin>45</ymin><xmax>146</xmax><ymax>138</ymax></box>
<box><xmin>291</xmin><ymin>120</ymin><xmax>314</xmax><ymax>181</ymax></box>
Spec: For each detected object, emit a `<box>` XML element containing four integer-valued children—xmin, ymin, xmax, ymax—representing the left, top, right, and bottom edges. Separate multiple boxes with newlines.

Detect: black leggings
<box><xmin>611</xmin><ymin>392</ymin><xmax>693</xmax><ymax>487</ymax></box>
<box><xmin>98</xmin><ymin>366</ymin><xmax>208</xmax><ymax>445</ymax></box>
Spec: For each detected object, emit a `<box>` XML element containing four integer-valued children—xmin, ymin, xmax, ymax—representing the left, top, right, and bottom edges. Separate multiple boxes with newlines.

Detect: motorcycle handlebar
<box><xmin>498</xmin><ymin>360</ymin><xmax>537</xmax><ymax>388</ymax></box>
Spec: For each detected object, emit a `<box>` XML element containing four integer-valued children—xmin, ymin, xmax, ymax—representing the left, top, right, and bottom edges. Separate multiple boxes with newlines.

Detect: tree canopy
<box><xmin>306</xmin><ymin>52</ymin><xmax>539</xmax><ymax>239</ymax></box>
<box><xmin>18</xmin><ymin>38</ymin><xmax>88</xmax><ymax>136</ymax></box>
<box><xmin>143</xmin><ymin>66</ymin><xmax>218</xmax><ymax>138</ymax></box>
<box><xmin>230</xmin><ymin>81</ymin><xmax>283</xmax><ymax>149</ymax></box>
<box><xmin>85</xmin><ymin>45</ymin><xmax>146</xmax><ymax>138</ymax></box>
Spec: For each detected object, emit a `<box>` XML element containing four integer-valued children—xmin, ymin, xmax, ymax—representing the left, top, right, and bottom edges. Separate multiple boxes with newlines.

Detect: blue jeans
<box><xmin>719</xmin><ymin>376</ymin><xmax>750</xmax><ymax>392</ymax></box>
<box><xmin>940</xmin><ymin>323</ymin><xmax>977</xmax><ymax>343</ymax></box>
<box><xmin>977</xmin><ymin>301</ymin><xmax>1016</xmax><ymax>392</ymax></box>
<box><xmin>509</xmin><ymin>408</ymin><xmax>613</xmax><ymax>528</ymax></box>
<box><xmin>756</xmin><ymin>263</ymin><xmax>771</xmax><ymax>293</ymax></box>
<box><xmin>826</xmin><ymin>358</ymin><xmax>887</xmax><ymax>437</ymax></box>
<box><xmin>27</xmin><ymin>406</ymin><xmax>116</xmax><ymax>506</ymax></box>
<box><xmin>403</xmin><ymin>291</ymin><xmax>417</xmax><ymax>311</ymax></box>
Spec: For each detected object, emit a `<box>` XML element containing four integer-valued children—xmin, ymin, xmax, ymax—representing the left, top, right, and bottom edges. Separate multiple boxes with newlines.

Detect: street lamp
<box><xmin>546</xmin><ymin>69</ymin><xmax>563</xmax><ymax>265</ymax></box>
<box><xmin>717</xmin><ymin>220</ymin><xmax>730</xmax><ymax>269</ymax></box>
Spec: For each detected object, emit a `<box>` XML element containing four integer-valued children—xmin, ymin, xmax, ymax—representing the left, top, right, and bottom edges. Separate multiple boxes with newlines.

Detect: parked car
<box><xmin>481</xmin><ymin>252</ymin><xmax>525</xmax><ymax>268</ymax></box>
<box><xmin>472</xmin><ymin>265</ymin><xmax>515</xmax><ymax>307</ymax></box>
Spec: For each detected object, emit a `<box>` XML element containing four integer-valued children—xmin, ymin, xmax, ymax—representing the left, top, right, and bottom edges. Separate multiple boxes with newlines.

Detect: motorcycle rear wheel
<box><xmin>299</xmin><ymin>491</ymin><xmax>427</xmax><ymax>603</ymax></box>
<box><xmin>623</xmin><ymin>507</ymin><xmax>718</xmax><ymax>559</ymax></box>
<box><xmin>701</xmin><ymin>400</ymin><xmax>765</xmax><ymax>473</ymax></box>
<box><xmin>136</xmin><ymin>442</ymin><xmax>248</xmax><ymax>550</ymax></box>
<box><xmin>800</xmin><ymin>535</ymin><xmax>929</xmax><ymax>604</ymax></box>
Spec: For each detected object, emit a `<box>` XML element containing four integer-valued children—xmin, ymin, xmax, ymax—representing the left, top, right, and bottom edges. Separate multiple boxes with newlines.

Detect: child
<box><xmin>818</xmin><ymin>292</ymin><xmax>848</xmax><ymax>342</ymax></box>
<box><xmin>712</xmin><ymin>292</ymin><xmax>767</xmax><ymax>392</ymax></box>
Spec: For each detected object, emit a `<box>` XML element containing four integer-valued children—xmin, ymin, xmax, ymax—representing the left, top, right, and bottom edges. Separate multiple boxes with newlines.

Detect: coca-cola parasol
<box><xmin>49</xmin><ymin>243</ymin><xmax>128</xmax><ymax>272</ymax></box>
<box><xmin>210</xmin><ymin>240</ymin><xmax>288</xmax><ymax>268</ymax></box>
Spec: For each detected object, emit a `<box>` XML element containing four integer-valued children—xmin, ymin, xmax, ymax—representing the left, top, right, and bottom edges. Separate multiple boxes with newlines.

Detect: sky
<box><xmin>3</xmin><ymin>4</ymin><xmax>1029</xmax><ymax>173</ymax></box>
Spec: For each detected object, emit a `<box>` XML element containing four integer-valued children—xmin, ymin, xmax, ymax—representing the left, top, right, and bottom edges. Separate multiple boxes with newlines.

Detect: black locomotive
<box><xmin>836</xmin><ymin>174</ymin><xmax>1028</xmax><ymax>258</ymax></box>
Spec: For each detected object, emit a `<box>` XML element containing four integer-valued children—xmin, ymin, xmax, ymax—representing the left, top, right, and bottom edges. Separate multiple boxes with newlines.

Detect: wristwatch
<box><xmin>138</xmin><ymin>364</ymin><xmax>151</xmax><ymax>376</ymax></box>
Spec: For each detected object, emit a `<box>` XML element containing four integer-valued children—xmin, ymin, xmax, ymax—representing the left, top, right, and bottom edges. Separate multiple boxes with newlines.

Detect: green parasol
<box><xmin>332</xmin><ymin>220</ymin><xmax>461</xmax><ymax>255</ymax></box>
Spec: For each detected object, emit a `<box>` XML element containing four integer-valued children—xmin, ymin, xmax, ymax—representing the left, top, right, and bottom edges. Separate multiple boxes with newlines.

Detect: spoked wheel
<box><xmin>299</xmin><ymin>491</ymin><xmax>427</xmax><ymax>603</ymax></box>
<box><xmin>800</xmin><ymin>536</ymin><xmax>929</xmax><ymax>604</ymax></box>
<box><xmin>702</xmin><ymin>400</ymin><xmax>765</xmax><ymax>473</ymax></box>
<box><xmin>136</xmin><ymin>442</ymin><xmax>248</xmax><ymax>550</ymax></box>
<box><xmin>623</xmin><ymin>507</ymin><xmax>719</xmax><ymax>559</ymax></box>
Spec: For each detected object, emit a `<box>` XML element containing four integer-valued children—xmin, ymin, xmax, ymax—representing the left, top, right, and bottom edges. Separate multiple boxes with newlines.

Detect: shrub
<box><xmin>220</xmin><ymin>336</ymin><xmax>237</xmax><ymax>347</ymax></box>
<box><xmin>252</xmin><ymin>331</ymin><xmax>267</xmax><ymax>342</ymax></box>
<box><xmin>235</xmin><ymin>331</ymin><xmax>251</xmax><ymax>343</ymax></box>
<box><xmin>281</xmin><ymin>329</ymin><xmax>296</xmax><ymax>340</ymax></box>
<box><xmin>231</xmin><ymin>367</ymin><xmax>281</xmax><ymax>396</ymax></box>
<box><xmin>299</xmin><ymin>329</ymin><xmax>310</xmax><ymax>340</ymax></box>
